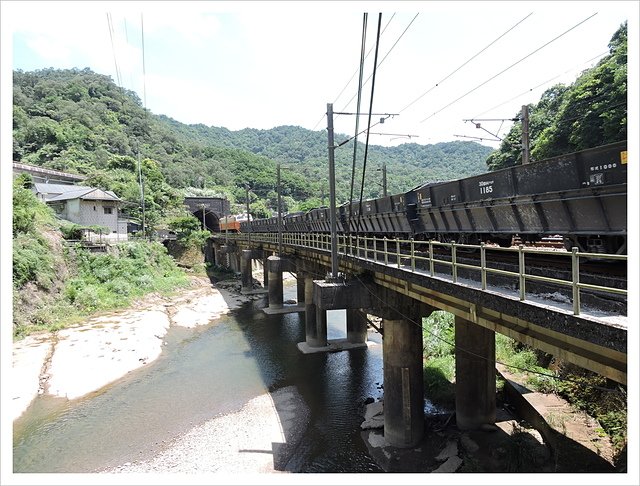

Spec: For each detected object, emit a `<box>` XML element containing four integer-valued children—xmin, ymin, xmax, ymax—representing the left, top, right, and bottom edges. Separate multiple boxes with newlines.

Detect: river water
<box><xmin>13</xmin><ymin>284</ymin><xmax>385</xmax><ymax>473</ymax></box>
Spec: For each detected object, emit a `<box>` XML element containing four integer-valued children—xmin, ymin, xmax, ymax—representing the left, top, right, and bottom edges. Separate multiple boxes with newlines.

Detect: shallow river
<box><xmin>13</xmin><ymin>284</ymin><xmax>386</xmax><ymax>473</ymax></box>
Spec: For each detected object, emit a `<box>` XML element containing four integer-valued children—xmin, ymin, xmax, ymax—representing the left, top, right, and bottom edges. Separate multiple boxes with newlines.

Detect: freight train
<box><xmin>239</xmin><ymin>141</ymin><xmax>627</xmax><ymax>254</ymax></box>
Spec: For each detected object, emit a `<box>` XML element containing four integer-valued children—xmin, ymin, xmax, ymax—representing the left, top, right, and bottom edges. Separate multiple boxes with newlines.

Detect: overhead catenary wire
<box><xmin>106</xmin><ymin>13</ymin><xmax>122</xmax><ymax>87</ymax></box>
<box><xmin>398</xmin><ymin>12</ymin><xmax>533</xmax><ymax>116</ymax></box>
<box><xmin>137</xmin><ymin>13</ymin><xmax>148</xmax><ymax>237</ymax></box>
<box><xmin>356</xmin><ymin>13</ymin><xmax>383</xmax><ymax>236</ymax></box>
<box><xmin>339</xmin><ymin>12</ymin><xmax>420</xmax><ymax>114</ymax></box>
<box><xmin>311</xmin><ymin>13</ymin><xmax>397</xmax><ymax>131</ymax></box>
<box><xmin>141</xmin><ymin>13</ymin><xmax>148</xmax><ymax>111</ymax></box>
<box><xmin>473</xmin><ymin>50</ymin><xmax>610</xmax><ymax>118</ymax></box>
<box><xmin>349</xmin><ymin>13</ymin><xmax>369</xmax><ymax>235</ymax></box>
<box><xmin>122</xmin><ymin>17</ymin><xmax>135</xmax><ymax>90</ymax></box>
<box><xmin>420</xmin><ymin>12</ymin><xmax>599</xmax><ymax>123</ymax></box>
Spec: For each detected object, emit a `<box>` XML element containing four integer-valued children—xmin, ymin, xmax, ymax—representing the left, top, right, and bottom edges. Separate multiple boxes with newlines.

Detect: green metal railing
<box><xmin>221</xmin><ymin>232</ymin><xmax>627</xmax><ymax>316</ymax></box>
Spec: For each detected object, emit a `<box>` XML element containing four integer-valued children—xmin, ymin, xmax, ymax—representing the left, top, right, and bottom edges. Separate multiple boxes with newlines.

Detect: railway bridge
<box><xmin>208</xmin><ymin>233</ymin><xmax>627</xmax><ymax>449</ymax></box>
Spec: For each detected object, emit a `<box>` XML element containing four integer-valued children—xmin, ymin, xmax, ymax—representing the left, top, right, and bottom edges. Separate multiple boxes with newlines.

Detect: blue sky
<box><xmin>2</xmin><ymin>1</ymin><xmax>637</xmax><ymax>149</ymax></box>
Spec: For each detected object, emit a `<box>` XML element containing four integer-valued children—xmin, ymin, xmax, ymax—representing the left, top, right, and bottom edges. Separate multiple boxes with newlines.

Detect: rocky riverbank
<box><xmin>11</xmin><ymin>276</ymin><xmax>257</xmax><ymax>421</ymax></box>
<box><xmin>103</xmin><ymin>385</ymin><xmax>309</xmax><ymax>474</ymax></box>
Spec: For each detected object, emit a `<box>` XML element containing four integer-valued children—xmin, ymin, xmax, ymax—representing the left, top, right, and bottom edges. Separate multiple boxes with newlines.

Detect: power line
<box><xmin>106</xmin><ymin>13</ymin><xmax>122</xmax><ymax>87</ymax></box>
<box><xmin>420</xmin><ymin>12</ymin><xmax>599</xmax><ymax>123</ymax></box>
<box><xmin>141</xmin><ymin>13</ymin><xmax>147</xmax><ymax>111</ymax></box>
<box><xmin>333</xmin><ymin>14</ymin><xmax>395</xmax><ymax>110</ymax></box>
<box><xmin>123</xmin><ymin>17</ymin><xmax>135</xmax><ymax>91</ymax></box>
<box><xmin>349</xmin><ymin>13</ymin><xmax>369</xmax><ymax>234</ymax></box>
<box><xmin>356</xmin><ymin>13</ymin><xmax>383</xmax><ymax>236</ymax></box>
<box><xmin>473</xmin><ymin>50</ymin><xmax>609</xmax><ymax>118</ymax></box>
<box><xmin>137</xmin><ymin>13</ymin><xmax>148</xmax><ymax>238</ymax></box>
<box><xmin>311</xmin><ymin>13</ymin><xmax>396</xmax><ymax>131</ymax></box>
<box><xmin>339</xmin><ymin>13</ymin><xmax>420</xmax><ymax>114</ymax></box>
<box><xmin>398</xmin><ymin>12</ymin><xmax>533</xmax><ymax>116</ymax></box>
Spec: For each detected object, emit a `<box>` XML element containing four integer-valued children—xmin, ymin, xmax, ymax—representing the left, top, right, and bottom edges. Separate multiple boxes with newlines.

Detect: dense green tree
<box><xmin>13</xmin><ymin>67</ymin><xmax>495</xmax><ymax>221</ymax></box>
<box><xmin>487</xmin><ymin>22</ymin><xmax>627</xmax><ymax>170</ymax></box>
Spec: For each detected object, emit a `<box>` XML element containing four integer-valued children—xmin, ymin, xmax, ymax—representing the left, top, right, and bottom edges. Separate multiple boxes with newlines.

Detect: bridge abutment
<box><xmin>454</xmin><ymin>315</ymin><xmax>496</xmax><ymax>430</ymax></box>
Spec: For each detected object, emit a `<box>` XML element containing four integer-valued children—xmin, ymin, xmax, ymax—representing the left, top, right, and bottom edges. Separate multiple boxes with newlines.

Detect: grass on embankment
<box><xmin>12</xmin><ymin>175</ymin><xmax>194</xmax><ymax>339</ymax></box>
<box><xmin>13</xmin><ymin>240</ymin><xmax>192</xmax><ymax>339</ymax></box>
<box><xmin>421</xmin><ymin>310</ymin><xmax>627</xmax><ymax>467</ymax></box>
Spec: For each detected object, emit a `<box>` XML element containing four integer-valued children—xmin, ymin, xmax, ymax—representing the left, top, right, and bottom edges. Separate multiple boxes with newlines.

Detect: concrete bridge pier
<box><xmin>347</xmin><ymin>309</ymin><xmax>368</xmax><ymax>344</ymax></box>
<box><xmin>454</xmin><ymin>315</ymin><xmax>496</xmax><ymax>430</ymax></box>
<box><xmin>204</xmin><ymin>240</ymin><xmax>214</xmax><ymax>264</ymax></box>
<box><xmin>313</xmin><ymin>306</ymin><xmax>330</xmax><ymax>348</ymax></box>
<box><xmin>241</xmin><ymin>250</ymin><xmax>253</xmax><ymax>292</ymax></box>
<box><xmin>303</xmin><ymin>275</ymin><xmax>321</xmax><ymax>346</ymax></box>
<box><xmin>382</xmin><ymin>316</ymin><xmax>425</xmax><ymax>448</ymax></box>
<box><xmin>218</xmin><ymin>245</ymin><xmax>230</xmax><ymax>269</ymax></box>
<box><xmin>232</xmin><ymin>250</ymin><xmax>241</xmax><ymax>274</ymax></box>
<box><xmin>296</xmin><ymin>273</ymin><xmax>305</xmax><ymax>305</ymax></box>
<box><xmin>267</xmin><ymin>256</ymin><xmax>284</xmax><ymax>310</ymax></box>
<box><xmin>262</xmin><ymin>253</ymin><xmax>271</xmax><ymax>288</ymax></box>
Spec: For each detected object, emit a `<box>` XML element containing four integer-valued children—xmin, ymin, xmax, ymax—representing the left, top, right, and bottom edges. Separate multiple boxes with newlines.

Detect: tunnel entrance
<box><xmin>193</xmin><ymin>208</ymin><xmax>220</xmax><ymax>233</ymax></box>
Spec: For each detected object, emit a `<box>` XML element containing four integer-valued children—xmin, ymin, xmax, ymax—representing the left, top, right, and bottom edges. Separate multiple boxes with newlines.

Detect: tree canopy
<box><xmin>486</xmin><ymin>22</ymin><xmax>627</xmax><ymax>171</ymax></box>
<box><xmin>13</xmin><ymin>67</ymin><xmax>494</xmax><ymax>222</ymax></box>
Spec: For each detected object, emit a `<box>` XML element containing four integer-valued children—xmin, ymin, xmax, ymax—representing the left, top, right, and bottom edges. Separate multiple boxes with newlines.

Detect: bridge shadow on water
<box><xmin>207</xmin><ymin>273</ymin><xmax>384</xmax><ymax>473</ymax></box>
<box><xmin>207</xmin><ymin>274</ymin><xmax>619</xmax><ymax>474</ymax></box>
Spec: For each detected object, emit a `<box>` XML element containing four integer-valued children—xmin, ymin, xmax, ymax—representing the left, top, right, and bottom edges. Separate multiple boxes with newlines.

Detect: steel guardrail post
<box><xmin>572</xmin><ymin>247</ymin><xmax>581</xmax><ymax>315</ymax></box>
<box><xmin>451</xmin><ymin>240</ymin><xmax>458</xmax><ymax>283</ymax></box>
<box><xmin>396</xmin><ymin>239</ymin><xmax>401</xmax><ymax>268</ymax></box>
<box><xmin>384</xmin><ymin>237</ymin><xmax>389</xmax><ymax>265</ymax></box>
<box><xmin>373</xmin><ymin>235</ymin><xmax>378</xmax><ymax>262</ymax></box>
<box><xmin>519</xmin><ymin>244</ymin><xmax>525</xmax><ymax>301</ymax></box>
<box><xmin>411</xmin><ymin>238</ymin><xmax>415</xmax><ymax>272</ymax></box>
<box><xmin>429</xmin><ymin>240</ymin><xmax>434</xmax><ymax>276</ymax></box>
<box><xmin>481</xmin><ymin>242</ymin><xmax>487</xmax><ymax>290</ymax></box>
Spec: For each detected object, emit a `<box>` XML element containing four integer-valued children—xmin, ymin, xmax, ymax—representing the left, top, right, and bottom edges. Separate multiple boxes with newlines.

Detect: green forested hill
<box><xmin>12</xmin><ymin>67</ymin><xmax>492</xmax><ymax>223</ymax></box>
<box><xmin>486</xmin><ymin>22</ymin><xmax>627</xmax><ymax>170</ymax></box>
<box><xmin>12</xmin><ymin>21</ymin><xmax>627</xmax><ymax>222</ymax></box>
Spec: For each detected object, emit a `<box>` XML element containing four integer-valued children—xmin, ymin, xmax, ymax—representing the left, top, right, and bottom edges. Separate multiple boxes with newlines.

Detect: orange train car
<box><xmin>219</xmin><ymin>213</ymin><xmax>250</xmax><ymax>232</ymax></box>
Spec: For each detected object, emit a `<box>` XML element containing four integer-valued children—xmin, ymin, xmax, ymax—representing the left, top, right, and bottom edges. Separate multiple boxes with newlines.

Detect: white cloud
<box><xmin>5</xmin><ymin>1</ymin><xmax>637</xmax><ymax>147</ymax></box>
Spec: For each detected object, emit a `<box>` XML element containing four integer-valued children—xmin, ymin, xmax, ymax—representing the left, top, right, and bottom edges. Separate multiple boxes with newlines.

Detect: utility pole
<box><xmin>521</xmin><ymin>104</ymin><xmax>530</xmax><ymax>165</ymax></box>
<box><xmin>245</xmin><ymin>183</ymin><xmax>251</xmax><ymax>245</ymax></box>
<box><xmin>382</xmin><ymin>162</ymin><xmax>387</xmax><ymax>197</ymax></box>
<box><xmin>277</xmin><ymin>163</ymin><xmax>283</xmax><ymax>256</ymax></box>
<box><xmin>326</xmin><ymin>103</ymin><xmax>339</xmax><ymax>280</ymax></box>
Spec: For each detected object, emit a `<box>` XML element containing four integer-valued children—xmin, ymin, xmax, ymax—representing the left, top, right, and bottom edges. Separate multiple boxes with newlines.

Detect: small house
<box><xmin>33</xmin><ymin>183</ymin><xmax>127</xmax><ymax>242</ymax></box>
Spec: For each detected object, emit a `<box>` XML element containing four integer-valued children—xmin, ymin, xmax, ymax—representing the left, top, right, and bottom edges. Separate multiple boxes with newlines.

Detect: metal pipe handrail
<box><xmin>216</xmin><ymin>232</ymin><xmax>626</xmax><ymax>316</ymax></box>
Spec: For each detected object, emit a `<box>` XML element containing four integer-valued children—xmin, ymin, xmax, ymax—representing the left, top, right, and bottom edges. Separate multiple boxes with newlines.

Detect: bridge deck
<box><xmin>211</xmin><ymin>234</ymin><xmax>627</xmax><ymax>384</ymax></box>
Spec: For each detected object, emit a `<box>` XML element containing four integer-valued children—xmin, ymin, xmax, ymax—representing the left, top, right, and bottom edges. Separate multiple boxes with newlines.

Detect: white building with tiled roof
<box><xmin>33</xmin><ymin>183</ymin><xmax>127</xmax><ymax>242</ymax></box>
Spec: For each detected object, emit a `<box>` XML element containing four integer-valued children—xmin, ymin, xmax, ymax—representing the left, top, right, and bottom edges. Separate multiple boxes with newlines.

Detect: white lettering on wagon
<box><xmin>479</xmin><ymin>180</ymin><xmax>494</xmax><ymax>195</ymax></box>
